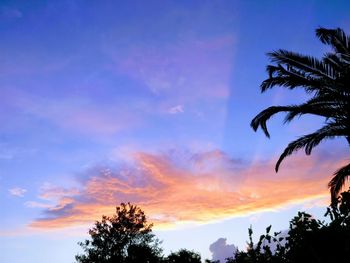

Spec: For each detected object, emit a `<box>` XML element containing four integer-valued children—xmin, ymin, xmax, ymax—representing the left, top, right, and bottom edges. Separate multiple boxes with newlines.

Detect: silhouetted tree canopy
<box><xmin>227</xmin><ymin>188</ymin><xmax>350</xmax><ymax>263</ymax></box>
<box><xmin>165</xmin><ymin>249</ymin><xmax>202</xmax><ymax>263</ymax></box>
<box><xmin>74</xmin><ymin>190</ymin><xmax>350</xmax><ymax>263</ymax></box>
<box><xmin>75</xmin><ymin>203</ymin><xmax>163</xmax><ymax>263</ymax></box>
<box><xmin>251</xmin><ymin>27</ymin><xmax>350</xmax><ymax>201</ymax></box>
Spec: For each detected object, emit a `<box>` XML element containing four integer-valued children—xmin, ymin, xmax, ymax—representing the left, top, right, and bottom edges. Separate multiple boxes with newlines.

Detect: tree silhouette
<box><xmin>164</xmin><ymin>249</ymin><xmax>202</xmax><ymax>263</ymax></box>
<box><xmin>75</xmin><ymin>203</ymin><xmax>163</xmax><ymax>263</ymax></box>
<box><xmin>228</xmin><ymin>189</ymin><xmax>350</xmax><ymax>263</ymax></box>
<box><xmin>251</xmin><ymin>27</ymin><xmax>350</xmax><ymax>201</ymax></box>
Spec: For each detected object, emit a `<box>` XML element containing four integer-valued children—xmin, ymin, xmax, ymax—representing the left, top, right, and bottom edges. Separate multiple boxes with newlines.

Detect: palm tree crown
<box><xmin>251</xmin><ymin>27</ymin><xmax>350</xmax><ymax>202</ymax></box>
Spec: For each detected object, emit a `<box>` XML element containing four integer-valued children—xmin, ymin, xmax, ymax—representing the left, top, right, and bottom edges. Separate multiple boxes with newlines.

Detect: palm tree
<box><xmin>251</xmin><ymin>27</ymin><xmax>350</xmax><ymax>202</ymax></box>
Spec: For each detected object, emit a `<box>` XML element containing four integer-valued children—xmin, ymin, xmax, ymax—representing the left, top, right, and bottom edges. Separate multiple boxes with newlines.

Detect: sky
<box><xmin>1</xmin><ymin>0</ymin><xmax>350</xmax><ymax>262</ymax></box>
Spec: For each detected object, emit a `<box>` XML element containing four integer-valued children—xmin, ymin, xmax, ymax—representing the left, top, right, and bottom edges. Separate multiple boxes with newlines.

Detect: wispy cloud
<box><xmin>9</xmin><ymin>187</ymin><xmax>27</xmax><ymax>197</ymax></box>
<box><xmin>29</xmin><ymin>149</ymin><xmax>345</xmax><ymax>229</ymax></box>
<box><xmin>38</xmin><ymin>183</ymin><xmax>80</xmax><ymax>201</ymax></box>
<box><xmin>108</xmin><ymin>35</ymin><xmax>235</xmax><ymax>102</ymax></box>
<box><xmin>168</xmin><ymin>105</ymin><xmax>184</xmax><ymax>114</ymax></box>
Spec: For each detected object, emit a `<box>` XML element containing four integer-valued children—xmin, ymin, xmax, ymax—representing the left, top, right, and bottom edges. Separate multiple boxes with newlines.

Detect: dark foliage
<box><xmin>164</xmin><ymin>249</ymin><xmax>202</xmax><ymax>263</ymax></box>
<box><xmin>251</xmin><ymin>27</ymin><xmax>350</xmax><ymax>201</ymax></box>
<box><xmin>227</xmin><ymin>189</ymin><xmax>350</xmax><ymax>263</ymax></box>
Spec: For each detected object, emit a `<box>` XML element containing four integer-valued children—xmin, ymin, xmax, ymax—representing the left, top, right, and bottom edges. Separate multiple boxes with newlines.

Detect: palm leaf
<box><xmin>283</xmin><ymin>94</ymin><xmax>348</xmax><ymax>123</ymax></box>
<box><xmin>251</xmin><ymin>101</ymin><xmax>338</xmax><ymax>138</ymax></box>
<box><xmin>323</xmin><ymin>53</ymin><xmax>344</xmax><ymax>71</ymax></box>
<box><xmin>316</xmin><ymin>27</ymin><xmax>350</xmax><ymax>55</ymax></box>
<box><xmin>275</xmin><ymin>123</ymin><xmax>347</xmax><ymax>172</ymax></box>
<box><xmin>251</xmin><ymin>106</ymin><xmax>292</xmax><ymax>137</ymax></box>
<box><xmin>251</xmin><ymin>27</ymin><xmax>350</xmax><ymax>202</ymax></box>
<box><xmin>329</xmin><ymin>163</ymin><xmax>350</xmax><ymax>203</ymax></box>
<box><xmin>268</xmin><ymin>49</ymin><xmax>337</xmax><ymax>80</ymax></box>
<box><xmin>261</xmin><ymin>64</ymin><xmax>332</xmax><ymax>92</ymax></box>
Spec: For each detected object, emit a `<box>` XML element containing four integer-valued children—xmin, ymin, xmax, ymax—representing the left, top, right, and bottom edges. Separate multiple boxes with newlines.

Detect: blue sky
<box><xmin>1</xmin><ymin>0</ymin><xmax>350</xmax><ymax>262</ymax></box>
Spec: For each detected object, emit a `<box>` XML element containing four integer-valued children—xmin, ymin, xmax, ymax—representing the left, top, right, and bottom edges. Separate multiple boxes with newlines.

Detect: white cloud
<box><xmin>9</xmin><ymin>187</ymin><xmax>27</xmax><ymax>197</ymax></box>
<box><xmin>209</xmin><ymin>238</ymin><xmax>238</xmax><ymax>262</ymax></box>
<box><xmin>168</xmin><ymin>105</ymin><xmax>184</xmax><ymax>114</ymax></box>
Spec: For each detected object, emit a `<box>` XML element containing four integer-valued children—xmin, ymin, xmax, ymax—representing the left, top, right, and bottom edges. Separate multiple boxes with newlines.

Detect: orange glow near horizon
<box><xmin>30</xmin><ymin>150</ymin><xmax>345</xmax><ymax>230</ymax></box>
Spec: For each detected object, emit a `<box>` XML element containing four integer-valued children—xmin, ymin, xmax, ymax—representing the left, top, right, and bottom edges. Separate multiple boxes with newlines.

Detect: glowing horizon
<box><xmin>1</xmin><ymin>1</ymin><xmax>349</xmax><ymax>262</ymax></box>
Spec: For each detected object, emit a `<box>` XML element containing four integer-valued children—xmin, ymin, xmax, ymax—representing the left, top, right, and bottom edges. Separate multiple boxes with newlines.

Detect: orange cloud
<box><xmin>30</xmin><ymin>149</ymin><xmax>346</xmax><ymax>229</ymax></box>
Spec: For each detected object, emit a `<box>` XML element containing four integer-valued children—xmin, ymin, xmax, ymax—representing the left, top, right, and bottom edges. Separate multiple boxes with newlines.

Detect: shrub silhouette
<box><xmin>227</xmin><ymin>189</ymin><xmax>350</xmax><ymax>263</ymax></box>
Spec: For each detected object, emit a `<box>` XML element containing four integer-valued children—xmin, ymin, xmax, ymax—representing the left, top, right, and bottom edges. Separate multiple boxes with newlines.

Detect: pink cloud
<box><xmin>29</xmin><ymin>149</ymin><xmax>346</xmax><ymax>229</ymax></box>
<box><xmin>0</xmin><ymin>87</ymin><xmax>139</xmax><ymax>136</ymax></box>
<box><xmin>38</xmin><ymin>184</ymin><xmax>80</xmax><ymax>201</ymax></box>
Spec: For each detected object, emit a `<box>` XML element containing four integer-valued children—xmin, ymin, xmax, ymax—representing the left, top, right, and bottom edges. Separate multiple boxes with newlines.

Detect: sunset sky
<box><xmin>1</xmin><ymin>1</ymin><xmax>350</xmax><ymax>262</ymax></box>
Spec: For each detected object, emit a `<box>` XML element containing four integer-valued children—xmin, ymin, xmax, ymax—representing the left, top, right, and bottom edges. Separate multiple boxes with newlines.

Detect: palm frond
<box><xmin>283</xmin><ymin>94</ymin><xmax>346</xmax><ymax>123</ymax></box>
<box><xmin>339</xmin><ymin>53</ymin><xmax>350</xmax><ymax>64</ymax></box>
<box><xmin>251</xmin><ymin>27</ymin><xmax>350</xmax><ymax>204</ymax></box>
<box><xmin>268</xmin><ymin>49</ymin><xmax>337</xmax><ymax>80</ymax></box>
<box><xmin>283</xmin><ymin>105</ymin><xmax>333</xmax><ymax>123</ymax></box>
<box><xmin>275</xmin><ymin>123</ymin><xmax>347</xmax><ymax>171</ymax></box>
<box><xmin>261</xmin><ymin>64</ymin><xmax>332</xmax><ymax>93</ymax></box>
<box><xmin>251</xmin><ymin>106</ymin><xmax>294</xmax><ymax>138</ymax></box>
<box><xmin>316</xmin><ymin>27</ymin><xmax>350</xmax><ymax>55</ymax></box>
<box><xmin>251</xmin><ymin>100</ymin><xmax>341</xmax><ymax>138</ymax></box>
<box><xmin>323</xmin><ymin>53</ymin><xmax>344</xmax><ymax>72</ymax></box>
<box><xmin>329</xmin><ymin>163</ymin><xmax>350</xmax><ymax>203</ymax></box>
